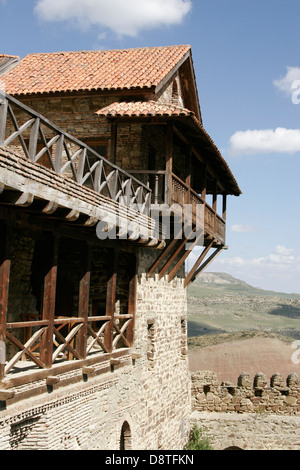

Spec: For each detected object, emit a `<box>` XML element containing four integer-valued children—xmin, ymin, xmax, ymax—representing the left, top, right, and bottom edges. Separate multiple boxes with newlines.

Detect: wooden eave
<box><xmin>174</xmin><ymin>115</ymin><xmax>242</xmax><ymax>196</ymax></box>
<box><xmin>9</xmin><ymin>86</ymin><xmax>157</xmax><ymax>102</ymax></box>
<box><xmin>104</xmin><ymin>112</ymin><xmax>241</xmax><ymax>197</ymax></box>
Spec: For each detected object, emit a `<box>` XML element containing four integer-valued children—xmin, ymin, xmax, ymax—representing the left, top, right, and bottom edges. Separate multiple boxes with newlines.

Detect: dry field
<box><xmin>188</xmin><ymin>336</ymin><xmax>299</xmax><ymax>384</ymax></box>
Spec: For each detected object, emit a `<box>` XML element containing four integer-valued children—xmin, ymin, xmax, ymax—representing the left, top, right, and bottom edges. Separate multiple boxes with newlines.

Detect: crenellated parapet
<box><xmin>191</xmin><ymin>370</ymin><xmax>300</xmax><ymax>415</ymax></box>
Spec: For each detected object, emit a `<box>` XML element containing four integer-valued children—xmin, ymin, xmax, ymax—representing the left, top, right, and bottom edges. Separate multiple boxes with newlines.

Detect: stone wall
<box><xmin>0</xmin><ymin>248</ymin><xmax>191</xmax><ymax>450</ymax></box>
<box><xmin>191</xmin><ymin>370</ymin><xmax>300</xmax><ymax>415</ymax></box>
<box><xmin>190</xmin><ymin>411</ymin><xmax>300</xmax><ymax>451</ymax></box>
<box><xmin>190</xmin><ymin>370</ymin><xmax>300</xmax><ymax>451</ymax></box>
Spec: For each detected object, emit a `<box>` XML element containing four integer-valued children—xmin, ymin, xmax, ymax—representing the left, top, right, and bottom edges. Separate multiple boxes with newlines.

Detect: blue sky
<box><xmin>1</xmin><ymin>0</ymin><xmax>300</xmax><ymax>293</ymax></box>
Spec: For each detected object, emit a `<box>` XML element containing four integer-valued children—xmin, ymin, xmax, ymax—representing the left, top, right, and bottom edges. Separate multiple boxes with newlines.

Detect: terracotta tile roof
<box><xmin>96</xmin><ymin>100</ymin><xmax>194</xmax><ymax>118</ymax></box>
<box><xmin>2</xmin><ymin>45</ymin><xmax>191</xmax><ymax>96</ymax></box>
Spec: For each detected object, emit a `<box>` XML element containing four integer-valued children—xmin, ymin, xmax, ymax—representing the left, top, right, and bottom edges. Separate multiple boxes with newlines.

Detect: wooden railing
<box><xmin>0</xmin><ymin>92</ymin><xmax>151</xmax><ymax>217</ymax></box>
<box><xmin>171</xmin><ymin>174</ymin><xmax>226</xmax><ymax>243</ymax></box>
<box><xmin>4</xmin><ymin>313</ymin><xmax>134</xmax><ymax>375</ymax></box>
<box><xmin>129</xmin><ymin>170</ymin><xmax>166</xmax><ymax>205</ymax></box>
<box><xmin>129</xmin><ymin>170</ymin><xmax>225</xmax><ymax>243</ymax></box>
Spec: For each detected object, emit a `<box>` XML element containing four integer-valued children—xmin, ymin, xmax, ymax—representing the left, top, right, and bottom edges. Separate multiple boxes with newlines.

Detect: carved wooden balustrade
<box><xmin>129</xmin><ymin>170</ymin><xmax>226</xmax><ymax>244</ymax></box>
<box><xmin>4</xmin><ymin>314</ymin><xmax>134</xmax><ymax>376</ymax></box>
<box><xmin>0</xmin><ymin>92</ymin><xmax>152</xmax><ymax>220</ymax></box>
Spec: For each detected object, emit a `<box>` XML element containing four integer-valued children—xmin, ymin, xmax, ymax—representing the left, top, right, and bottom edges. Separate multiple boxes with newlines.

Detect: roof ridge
<box><xmin>147</xmin><ymin>99</ymin><xmax>194</xmax><ymax>114</ymax></box>
<box><xmin>0</xmin><ymin>53</ymin><xmax>20</xmax><ymax>59</ymax></box>
<box><xmin>22</xmin><ymin>44</ymin><xmax>191</xmax><ymax>58</ymax></box>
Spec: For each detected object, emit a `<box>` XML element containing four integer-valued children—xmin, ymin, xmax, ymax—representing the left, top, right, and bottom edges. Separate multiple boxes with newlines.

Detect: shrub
<box><xmin>185</xmin><ymin>424</ymin><xmax>213</xmax><ymax>450</ymax></box>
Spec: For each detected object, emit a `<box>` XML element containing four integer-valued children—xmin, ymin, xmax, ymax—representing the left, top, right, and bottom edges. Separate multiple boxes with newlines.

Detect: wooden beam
<box><xmin>111</xmin><ymin>121</ymin><xmax>118</xmax><ymax>165</ymax></box>
<box><xmin>126</xmin><ymin>254</ymin><xmax>137</xmax><ymax>346</ymax></box>
<box><xmin>213</xmin><ymin>179</ymin><xmax>217</xmax><ymax>232</ymax></box>
<box><xmin>164</xmin><ymin>121</ymin><xmax>173</xmax><ymax>205</ymax></box>
<box><xmin>202</xmin><ymin>165</ymin><xmax>207</xmax><ymax>202</ymax></box>
<box><xmin>223</xmin><ymin>194</ymin><xmax>227</xmax><ymax>221</ymax></box>
<box><xmin>76</xmin><ymin>242</ymin><xmax>91</xmax><ymax>359</ymax></box>
<box><xmin>158</xmin><ymin>226</ymin><xmax>194</xmax><ymax>280</ymax></box>
<box><xmin>148</xmin><ymin>225</ymin><xmax>184</xmax><ymax>277</ymax></box>
<box><xmin>0</xmin><ymin>100</ymin><xmax>8</xmax><ymax>146</ymax></box>
<box><xmin>185</xmin><ymin>245</ymin><xmax>225</xmax><ymax>288</ymax></box>
<box><xmin>168</xmin><ymin>228</ymin><xmax>204</xmax><ymax>282</ymax></box>
<box><xmin>184</xmin><ymin>239</ymin><xmax>214</xmax><ymax>288</ymax></box>
<box><xmin>40</xmin><ymin>235</ymin><xmax>59</xmax><ymax>369</ymax></box>
<box><xmin>0</xmin><ymin>221</ymin><xmax>11</xmax><ymax>380</ymax></box>
<box><xmin>104</xmin><ymin>249</ymin><xmax>119</xmax><ymax>353</ymax></box>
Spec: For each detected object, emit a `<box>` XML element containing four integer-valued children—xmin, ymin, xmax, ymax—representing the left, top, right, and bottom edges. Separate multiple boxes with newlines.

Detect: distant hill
<box><xmin>187</xmin><ymin>272</ymin><xmax>300</xmax><ymax>339</ymax></box>
<box><xmin>190</xmin><ymin>272</ymin><xmax>300</xmax><ymax>298</ymax></box>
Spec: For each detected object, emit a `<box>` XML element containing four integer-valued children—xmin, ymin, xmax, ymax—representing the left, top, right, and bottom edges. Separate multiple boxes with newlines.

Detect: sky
<box><xmin>1</xmin><ymin>0</ymin><xmax>300</xmax><ymax>294</ymax></box>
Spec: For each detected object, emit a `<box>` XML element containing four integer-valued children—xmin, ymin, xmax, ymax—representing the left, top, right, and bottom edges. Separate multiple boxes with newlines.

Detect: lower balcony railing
<box><xmin>3</xmin><ymin>313</ymin><xmax>134</xmax><ymax>378</ymax></box>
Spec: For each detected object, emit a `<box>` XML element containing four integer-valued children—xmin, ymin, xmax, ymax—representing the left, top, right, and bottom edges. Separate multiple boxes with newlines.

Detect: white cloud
<box><xmin>273</xmin><ymin>66</ymin><xmax>300</xmax><ymax>97</ymax></box>
<box><xmin>208</xmin><ymin>245</ymin><xmax>300</xmax><ymax>293</ymax></box>
<box><xmin>187</xmin><ymin>245</ymin><xmax>300</xmax><ymax>293</ymax></box>
<box><xmin>231</xmin><ymin>225</ymin><xmax>258</xmax><ymax>233</ymax></box>
<box><xmin>216</xmin><ymin>245</ymin><xmax>297</xmax><ymax>269</ymax></box>
<box><xmin>228</xmin><ymin>127</ymin><xmax>300</xmax><ymax>156</ymax></box>
<box><xmin>34</xmin><ymin>0</ymin><xmax>192</xmax><ymax>37</ymax></box>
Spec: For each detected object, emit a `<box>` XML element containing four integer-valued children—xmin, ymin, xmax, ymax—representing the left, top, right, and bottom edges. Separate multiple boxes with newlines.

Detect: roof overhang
<box><xmin>96</xmin><ymin>101</ymin><xmax>241</xmax><ymax>197</ymax></box>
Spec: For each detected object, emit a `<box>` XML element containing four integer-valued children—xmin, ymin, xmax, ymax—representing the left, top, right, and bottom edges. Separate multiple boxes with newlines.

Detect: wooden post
<box><xmin>213</xmin><ymin>180</ymin><xmax>218</xmax><ymax>232</ymax></box>
<box><xmin>0</xmin><ymin>220</ymin><xmax>11</xmax><ymax>380</ymax></box>
<box><xmin>165</xmin><ymin>121</ymin><xmax>173</xmax><ymax>205</ymax></box>
<box><xmin>0</xmin><ymin>99</ymin><xmax>8</xmax><ymax>146</ymax></box>
<box><xmin>222</xmin><ymin>194</ymin><xmax>227</xmax><ymax>221</ymax></box>
<box><xmin>111</xmin><ymin>121</ymin><xmax>118</xmax><ymax>165</ymax></box>
<box><xmin>40</xmin><ymin>235</ymin><xmax>59</xmax><ymax>369</ymax></box>
<box><xmin>104</xmin><ymin>249</ymin><xmax>119</xmax><ymax>353</ymax></box>
<box><xmin>77</xmin><ymin>242</ymin><xmax>91</xmax><ymax>359</ymax></box>
<box><xmin>201</xmin><ymin>165</ymin><xmax>207</xmax><ymax>202</ymax></box>
<box><xmin>126</xmin><ymin>254</ymin><xmax>137</xmax><ymax>347</ymax></box>
<box><xmin>185</xmin><ymin>147</ymin><xmax>192</xmax><ymax>205</ymax></box>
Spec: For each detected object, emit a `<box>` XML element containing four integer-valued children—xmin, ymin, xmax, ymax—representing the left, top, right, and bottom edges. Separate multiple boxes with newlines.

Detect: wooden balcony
<box><xmin>129</xmin><ymin>170</ymin><xmax>226</xmax><ymax>246</ymax></box>
<box><xmin>0</xmin><ymin>93</ymin><xmax>159</xmax><ymax>246</ymax></box>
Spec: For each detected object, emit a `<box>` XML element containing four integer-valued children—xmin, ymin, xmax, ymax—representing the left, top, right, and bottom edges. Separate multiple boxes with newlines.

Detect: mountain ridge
<box><xmin>192</xmin><ymin>272</ymin><xmax>300</xmax><ymax>299</ymax></box>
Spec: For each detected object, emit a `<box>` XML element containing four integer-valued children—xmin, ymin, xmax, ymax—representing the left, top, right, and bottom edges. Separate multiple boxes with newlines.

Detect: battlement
<box><xmin>191</xmin><ymin>370</ymin><xmax>300</xmax><ymax>415</ymax></box>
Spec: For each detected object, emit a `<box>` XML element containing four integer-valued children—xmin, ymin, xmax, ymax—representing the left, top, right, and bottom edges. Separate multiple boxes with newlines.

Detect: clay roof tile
<box><xmin>1</xmin><ymin>45</ymin><xmax>191</xmax><ymax>96</ymax></box>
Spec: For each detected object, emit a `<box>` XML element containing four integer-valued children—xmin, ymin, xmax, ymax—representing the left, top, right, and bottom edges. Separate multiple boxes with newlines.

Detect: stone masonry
<box><xmin>190</xmin><ymin>370</ymin><xmax>300</xmax><ymax>450</ymax></box>
<box><xmin>0</xmin><ymin>249</ymin><xmax>191</xmax><ymax>450</ymax></box>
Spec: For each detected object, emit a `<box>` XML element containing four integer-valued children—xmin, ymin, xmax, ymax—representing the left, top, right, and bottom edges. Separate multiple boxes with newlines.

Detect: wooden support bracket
<box><xmin>110</xmin><ymin>358</ymin><xmax>121</xmax><ymax>366</ymax></box>
<box><xmin>82</xmin><ymin>367</ymin><xmax>95</xmax><ymax>376</ymax></box>
<box><xmin>184</xmin><ymin>245</ymin><xmax>227</xmax><ymax>288</ymax></box>
<box><xmin>15</xmin><ymin>192</ymin><xmax>34</xmax><ymax>207</ymax></box>
<box><xmin>46</xmin><ymin>376</ymin><xmax>60</xmax><ymax>387</ymax></box>
<box><xmin>42</xmin><ymin>201</ymin><xmax>59</xmax><ymax>215</ymax></box>
<box><xmin>0</xmin><ymin>389</ymin><xmax>15</xmax><ymax>401</ymax></box>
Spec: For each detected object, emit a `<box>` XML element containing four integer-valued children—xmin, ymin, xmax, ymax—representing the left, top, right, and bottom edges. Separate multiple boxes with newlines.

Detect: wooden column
<box><xmin>40</xmin><ymin>235</ymin><xmax>59</xmax><ymax>369</ymax></box>
<box><xmin>201</xmin><ymin>165</ymin><xmax>207</xmax><ymax>202</ymax></box>
<box><xmin>164</xmin><ymin>121</ymin><xmax>173</xmax><ymax>205</ymax></box>
<box><xmin>0</xmin><ymin>221</ymin><xmax>11</xmax><ymax>380</ymax></box>
<box><xmin>111</xmin><ymin>121</ymin><xmax>118</xmax><ymax>165</ymax></box>
<box><xmin>223</xmin><ymin>194</ymin><xmax>227</xmax><ymax>221</ymax></box>
<box><xmin>0</xmin><ymin>99</ymin><xmax>8</xmax><ymax>146</ymax></box>
<box><xmin>185</xmin><ymin>147</ymin><xmax>192</xmax><ymax>205</ymax></box>
<box><xmin>77</xmin><ymin>242</ymin><xmax>91</xmax><ymax>359</ymax></box>
<box><xmin>126</xmin><ymin>254</ymin><xmax>138</xmax><ymax>347</ymax></box>
<box><xmin>213</xmin><ymin>180</ymin><xmax>218</xmax><ymax>231</ymax></box>
<box><xmin>104</xmin><ymin>249</ymin><xmax>119</xmax><ymax>353</ymax></box>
